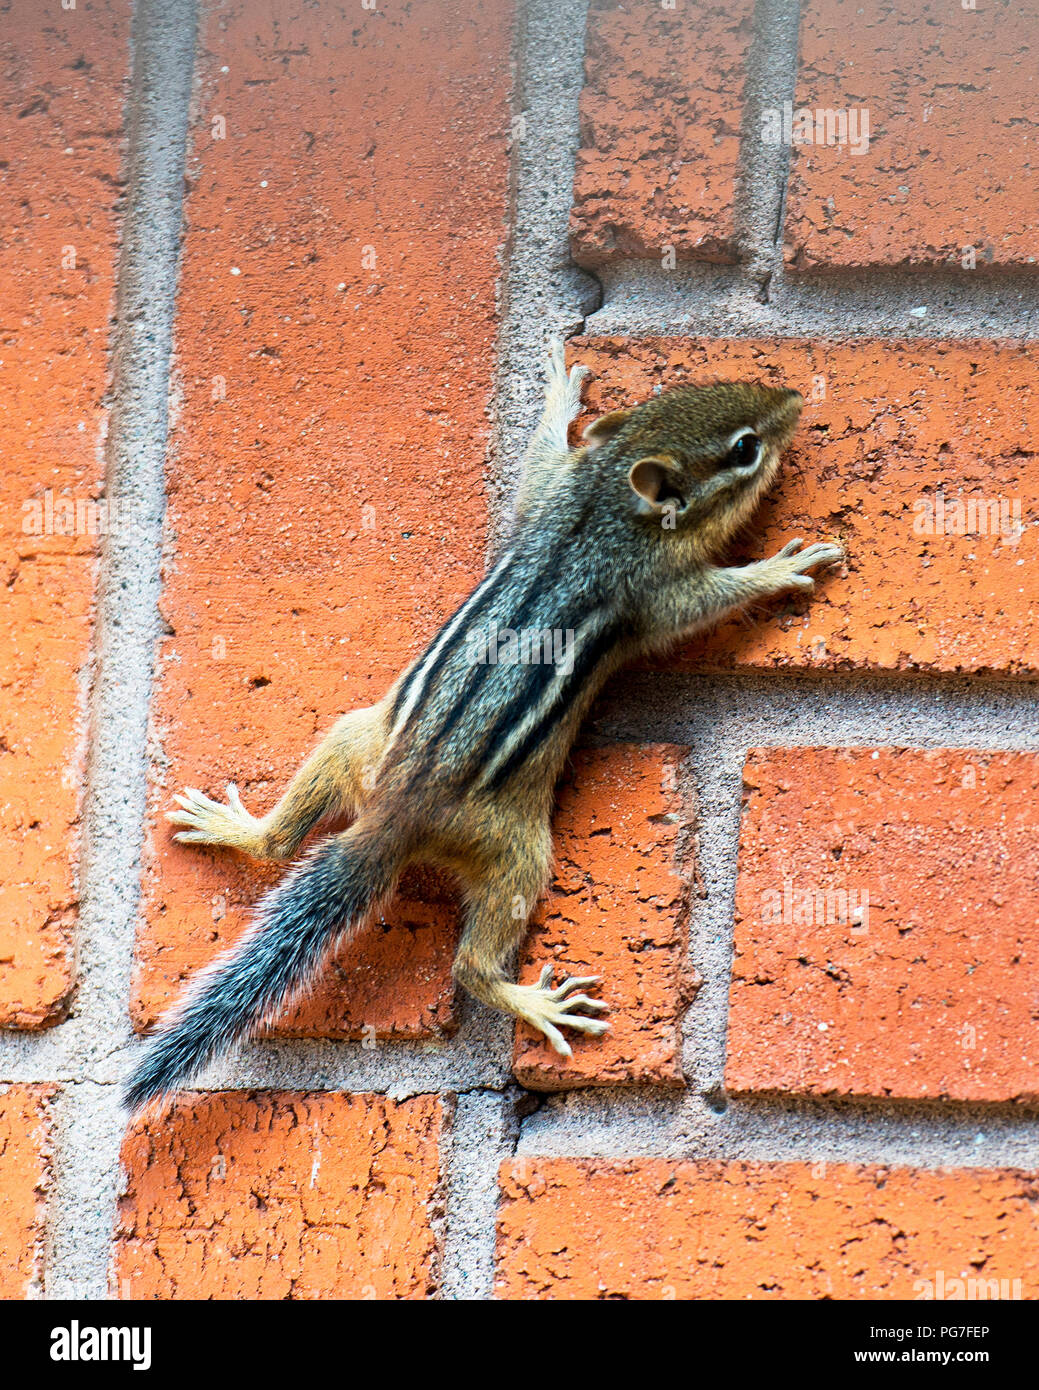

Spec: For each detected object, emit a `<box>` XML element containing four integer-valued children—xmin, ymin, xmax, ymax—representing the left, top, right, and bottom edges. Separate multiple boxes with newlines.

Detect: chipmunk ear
<box><xmin>627</xmin><ymin>455</ymin><xmax>687</xmax><ymax>513</ymax></box>
<box><xmin>582</xmin><ymin>408</ymin><xmax>632</xmax><ymax>452</ymax></box>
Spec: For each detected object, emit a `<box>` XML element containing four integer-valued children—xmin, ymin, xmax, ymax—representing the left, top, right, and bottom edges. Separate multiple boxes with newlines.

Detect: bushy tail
<box><xmin>124</xmin><ymin>823</ymin><xmax>398</xmax><ymax>1115</ymax></box>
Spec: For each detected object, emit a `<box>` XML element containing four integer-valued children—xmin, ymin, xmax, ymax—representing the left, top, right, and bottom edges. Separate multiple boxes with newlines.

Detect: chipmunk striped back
<box><xmin>375</xmin><ymin>534</ymin><xmax>633</xmax><ymax>812</ymax></box>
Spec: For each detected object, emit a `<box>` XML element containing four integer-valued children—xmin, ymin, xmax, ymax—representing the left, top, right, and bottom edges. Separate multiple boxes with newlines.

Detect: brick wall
<box><xmin>2</xmin><ymin>0</ymin><xmax>1038</xmax><ymax>1300</ymax></box>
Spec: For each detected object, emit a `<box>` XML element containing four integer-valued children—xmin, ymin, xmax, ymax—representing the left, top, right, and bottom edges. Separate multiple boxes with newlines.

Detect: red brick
<box><xmin>0</xmin><ymin>1085</ymin><xmax>56</xmax><ymax>1299</ymax></box>
<box><xmin>116</xmin><ymin>1091</ymin><xmax>446</xmax><ymax>1299</ymax></box>
<box><xmin>133</xmin><ymin>0</ymin><xmax>514</xmax><ymax>1036</ymax></box>
<box><xmin>726</xmin><ymin>748</ymin><xmax>1039</xmax><ymax>1103</ymax></box>
<box><xmin>571</xmin><ymin>337</ymin><xmax>1039</xmax><ymax>674</ymax></box>
<box><xmin>785</xmin><ymin>0</ymin><xmax>1039</xmax><ymax>270</ymax></box>
<box><xmin>514</xmin><ymin>745</ymin><xmax>699</xmax><ymax>1090</ymax></box>
<box><xmin>496</xmin><ymin>1158</ymin><xmax>1039</xmax><ymax>1299</ymax></box>
<box><xmin>570</xmin><ymin>0</ymin><xmax>753</xmax><ymax>266</ymax></box>
<box><xmin>0</xmin><ymin>1</ymin><xmax>128</xmax><ymax>1026</ymax></box>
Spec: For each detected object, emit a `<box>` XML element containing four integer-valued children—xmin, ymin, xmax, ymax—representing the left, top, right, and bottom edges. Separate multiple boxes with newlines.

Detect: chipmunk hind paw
<box><xmin>509</xmin><ymin>965</ymin><xmax>610</xmax><ymax>1057</ymax></box>
<box><xmin>167</xmin><ymin>783</ymin><xmax>262</xmax><ymax>848</ymax></box>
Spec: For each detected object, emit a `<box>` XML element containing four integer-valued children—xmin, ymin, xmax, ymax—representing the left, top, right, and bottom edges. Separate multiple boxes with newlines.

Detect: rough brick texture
<box><xmin>727</xmin><ymin>747</ymin><xmax>1039</xmax><ymax>1104</ymax></box>
<box><xmin>497</xmin><ymin>1158</ymin><xmax>1039</xmax><ymax>1299</ymax></box>
<box><xmin>132</xmin><ymin>0</ymin><xmax>513</xmax><ymax>1037</ymax></box>
<box><xmin>116</xmin><ymin>1091</ymin><xmax>446</xmax><ymax>1299</ymax></box>
<box><xmin>570</xmin><ymin>0</ymin><xmax>753</xmax><ymax>266</ymax></box>
<box><xmin>0</xmin><ymin>0</ymin><xmax>128</xmax><ymax>1026</ymax></box>
<box><xmin>572</xmin><ymin>337</ymin><xmax>1039</xmax><ymax>674</ymax></box>
<box><xmin>514</xmin><ymin>745</ymin><xmax>700</xmax><ymax>1090</ymax></box>
<box><xmin>0</xmin><ymin>1086</ymin><xmax>56</xmax><ymax>1299</ymax></box>
<box><xmin>785</xmin><ymin>0</ymin><xmax>1039</xmax><ymax>270</ymax></box>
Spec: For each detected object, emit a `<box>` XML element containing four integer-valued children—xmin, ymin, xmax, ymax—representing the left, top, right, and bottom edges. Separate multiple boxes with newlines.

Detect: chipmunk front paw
<box><xmin>547</xmin><ymin>336</ymin><xmax>589</xmax><ymax>392</ymax></box>
<box><xmin>767</xmin><ymin>537</ymin><xmax>844</xmax><ymax>591</ymax></box>
<box><xmin>512</xmin><ymin>964</ymin><xmax>610</xmax><ymax>1058</ymax></box>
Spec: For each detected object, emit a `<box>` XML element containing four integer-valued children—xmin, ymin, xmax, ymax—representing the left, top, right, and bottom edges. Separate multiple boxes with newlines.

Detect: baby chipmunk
<box><xmin>125</xmin><ymin>341</ymin><xmax>843</xmax><ymax>1112</ymax></box>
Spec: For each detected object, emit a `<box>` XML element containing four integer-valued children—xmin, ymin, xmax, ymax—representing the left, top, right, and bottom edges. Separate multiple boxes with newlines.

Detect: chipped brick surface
<box><xmin>0</xmin><ymin>1085</ymin><xmax>56</xmax><ymax>1299</ymax></box>
<box><xmin>570</xmin><ymin>0</ymin><xmax>753</xmax><ymax>266</ymax></box>
<box><xmin>0</xmin><ymin>0</ymin><xmax>128</xmax><ymax>1026</ymax></box>
<box><xmin>726</xmin><ymin>747</ymin><xmax>1039</xmax><ymax>1103</ymax></box>
<box><xmin>496</xmin><ymin>1158</ymin><xmax>1039</xmax><ymax>1299</ymax></box>
<box><xmin>132</xmin><ymin>0</ymin><xmax>513</xmax><ymax>1037</ymax></box>
<box><xmin>571</xmin><ymin>337</ymin><xmax>1039</xmax><ymax>675</ymax></box>
<box><xmin>115</xmin><ymin>1091</ymin><xmax>446</xmax><ymax>1299</ymax></box>
<box><xmin>514</xmin><ymin>745</ymin><xmax>699</xmax><ymax>1090</ymax></box>
<box><xmin>785</xmin><ymin>0</ymin><xmax>1039</xmax><ymax>270</ymax></box>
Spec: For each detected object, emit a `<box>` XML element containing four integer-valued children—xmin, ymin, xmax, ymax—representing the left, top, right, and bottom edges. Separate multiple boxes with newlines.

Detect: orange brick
<box><xmin>785</xmin><ymin>0</ymin><xmax>1039</xmax><ymax>270</ymax></box>
<box><xmin>727</xmin><ymin>748</ymin><xmax>1039</xmax><ymax>1103</ymax></box>
<box><xmin>133</xmin><ymin>0</ymin><xmax>514</xmax><ymax>1036</ymax></box>
<box><xmin>496</xmin><ymin>1158</ymin><xmax>1039</xmax><ymax>1299</ymax></box>
<box><xmin>570</xmin><ymin>0</ymin><xmax>752</xmax><ymax>266</ymax></box>
<box><xmin>0</xmin><ymin>1</ymin><xmax>128</xmax><ymax>1026</ymax></box>
<box><xmin>514</xmin><ymin>745</ymin><xmax>699</xmax><ymax>1090</ymax></box>
<box><xmin>571</xmin><ymin>337</ymin><xmax>1039</xmax><ymax>674</ymax></box>
<box><xmin>0</xmin><ymin>1085</ymin><xmax>56</xmax><ymax>1299</ymax></box>
<box><xmin>116</xmin><ymin>1091</ymin><xmax>446</xmax><ymax>1299</ymax></box>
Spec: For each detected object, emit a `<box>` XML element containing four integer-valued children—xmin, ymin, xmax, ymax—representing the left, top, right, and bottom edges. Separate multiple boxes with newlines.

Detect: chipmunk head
<box><xmin>584</xmin><ymin>381</ymin><xmax>803</xmax><ymax>553</ymax></box>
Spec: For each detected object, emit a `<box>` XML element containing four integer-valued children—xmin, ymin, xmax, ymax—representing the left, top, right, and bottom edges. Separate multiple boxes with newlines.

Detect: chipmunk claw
<box><xmin>794</xmin><ymin>540</ymin><xmax>844</xmax><ymax>570</ymax></box>
<box><xmin>167</xmin><ymin>783</ymin><xmax>258</xmax><ymax>846</ymax></box>
<box><xmin>773</xmin><ymin>537</ymin><xmax>843</xmax><ymax>568</ymax></box>
<box><xmin>519</xmin><ymin>966</ymin><xmax>611</xmax><ymax>1056</ymax></box>
<box><xmin>767</xmin><ymin>538</ymin><xmax>844</xmax><ymax>592</ymax></box>
<box><xmin>545</xmin><ymin>338</ymin><xmax>590</xmax><ymax>422</ymax></box>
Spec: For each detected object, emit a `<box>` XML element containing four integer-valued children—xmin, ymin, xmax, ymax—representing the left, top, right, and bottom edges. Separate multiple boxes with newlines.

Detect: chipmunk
<box><xmin>124</xmin><ymin>340</ymin><xmax>843</xmax><ymax>1112</ymax></box>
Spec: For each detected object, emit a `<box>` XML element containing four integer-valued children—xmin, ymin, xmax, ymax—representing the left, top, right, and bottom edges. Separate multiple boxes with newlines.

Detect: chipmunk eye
<box><xmin>724</xmin><ymin>432</ymin><xmax>761</xmax><ymax>470</ymax></box>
